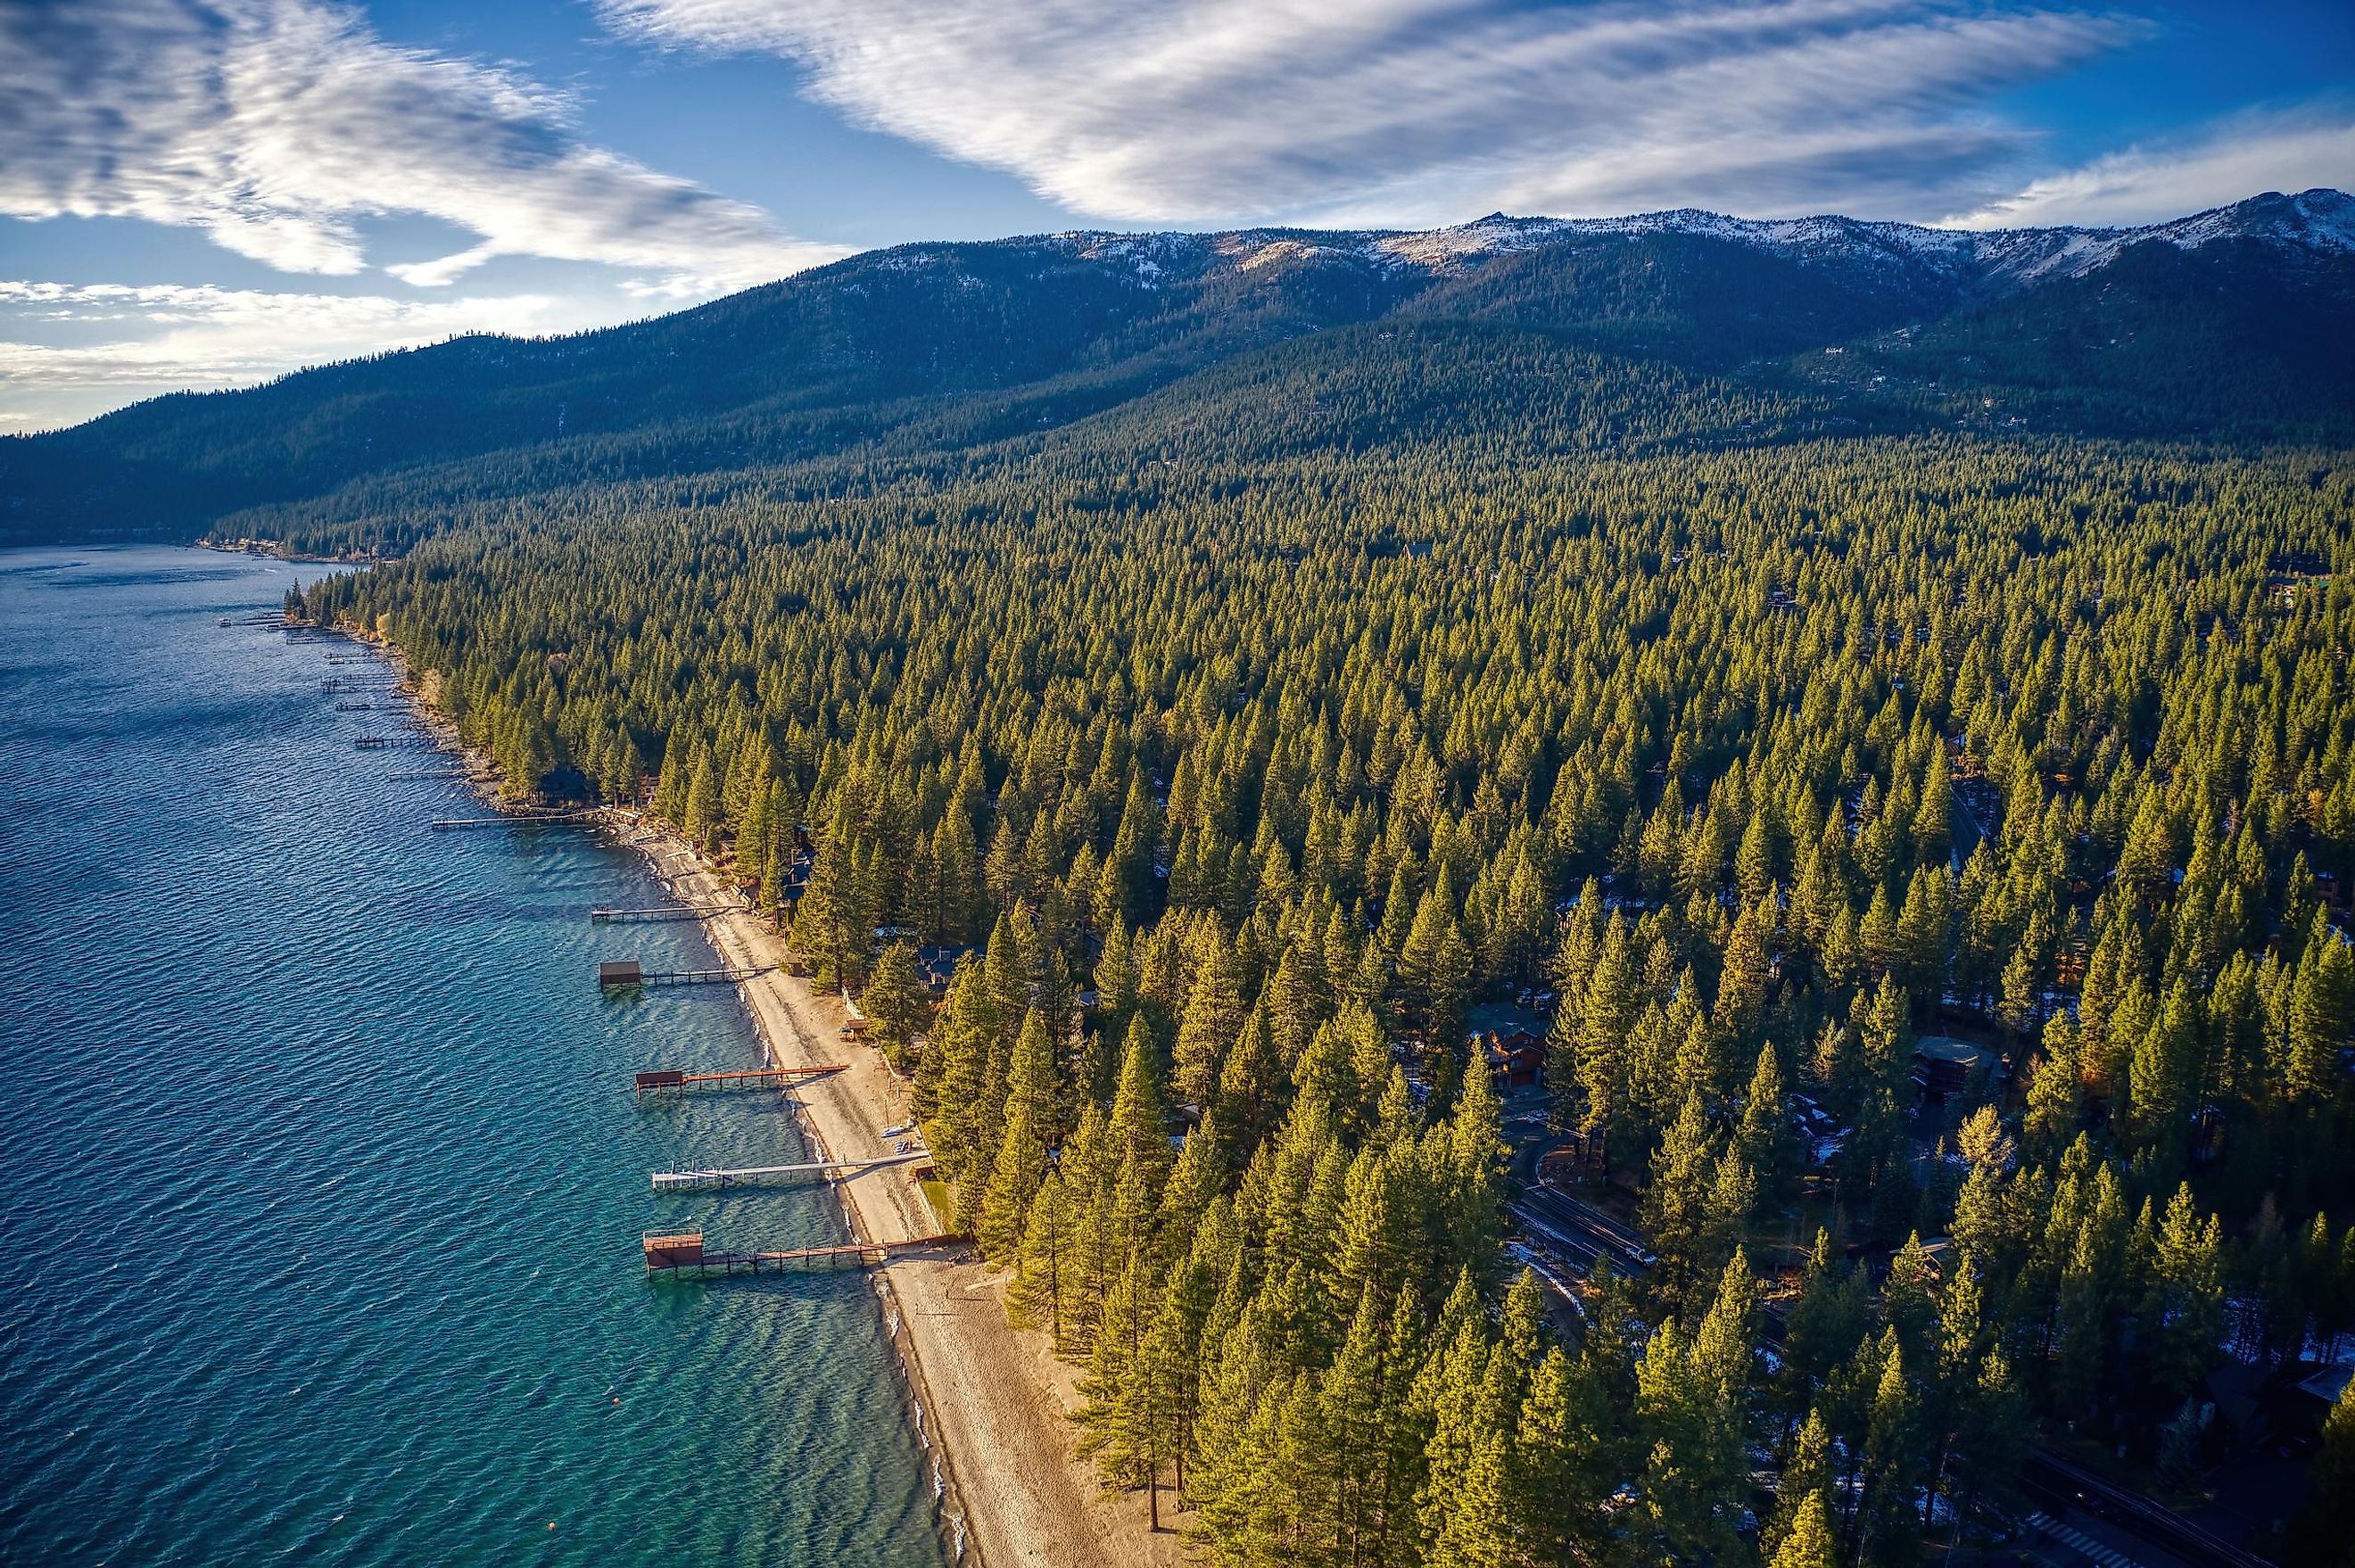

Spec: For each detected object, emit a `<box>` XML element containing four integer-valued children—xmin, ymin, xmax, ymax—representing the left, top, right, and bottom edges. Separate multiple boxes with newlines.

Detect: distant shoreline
<box><xmin>196</xmin><ymin>537</ymin><xmax>383</xmax><ymax>567</ymax></box>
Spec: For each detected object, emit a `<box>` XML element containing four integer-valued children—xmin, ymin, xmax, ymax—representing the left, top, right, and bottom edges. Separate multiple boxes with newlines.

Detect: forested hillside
<box><xmin>290</xmin><ymin>350</ymin><xmax>2355</xmax><ymax>1566</ymax></box>
<box><xmin>6</xmin><ymin>188</ymin><xmax>2350</xmax><ymax>546</ymax></box>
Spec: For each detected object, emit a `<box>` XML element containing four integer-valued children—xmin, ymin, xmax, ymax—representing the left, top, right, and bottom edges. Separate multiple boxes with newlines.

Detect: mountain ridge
<box><xmin>938</xmin><ymin>185</ymin><xmax>2355</xmax><ymax>287</ymax></box>
<box><xmin>5</xmin><ymin>187</ymin><xmax>2350</xmax><ymax>547</ymax></box>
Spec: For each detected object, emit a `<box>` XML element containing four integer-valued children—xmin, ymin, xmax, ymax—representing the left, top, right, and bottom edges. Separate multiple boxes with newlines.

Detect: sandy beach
<box><xmin>343</xmin><ymin>625</ymin><xmax>1179</xmax><ymax>1568</ymax></box>
<box><xmin>632</xmin><ymin>829</ymin><xmax>1186</xmax><ymax>1568</ymax></box>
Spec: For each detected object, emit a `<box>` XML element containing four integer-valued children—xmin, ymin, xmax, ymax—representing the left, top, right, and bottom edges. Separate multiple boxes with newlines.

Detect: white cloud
<box><xmin>601</xmin><ymin>0</ymin><xmax>2136</xmax><ymax>226</ymax></box>
<box><xmin>0</xmin><ymin>0</ymin><xmax>840</xmax><ymax>293</ymax></box>
<box><xmin>1946</xmin><ymin>107</ymin><xmax>2355</xmax><ymax>228</ymax></box>
<box><xmin>0</xmin><ymin>280</ymin><xmax>617</xmax><ymax>429</ymax></box>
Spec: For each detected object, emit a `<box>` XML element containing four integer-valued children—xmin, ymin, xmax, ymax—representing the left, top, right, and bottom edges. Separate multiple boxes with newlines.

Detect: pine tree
<box><xmin>1737</xmin><ymin>809</ymin><xmax>1778</xmax><ymax>908</ymax></box>
<box><xmin>1175</xmin><ymin>933</ymin><xmax>1248</xmax><ymax>1110</ymax></box>
<box><xmin>1700</xmin><ymin>1147</ymin><xmax>1758</xmax><ymax>1283</ymax></box>
<box><xmin>1416</xmin><ymin>1320</ymin><xmax>1498</xmax><ymax>1563</ymax></box>
<box><xmin>1013</xmin><ymin>1169</ymin><xmax>1078</xmax><ymax>1346</ymax></box>
<box><xmin>1516</xmin><ymin>1345</ymin><xmax>1611</xmax><ymax>1566</ymax></box>
<box><xmin>979</xmin><ymin>1008</ymin><xmax>1055</xmax><ymax>1259</ymax></box>
<box><xmin>916</xmin><ymin>954</ymin><xmax>991</xmax><ymax>1185</ymax></box>
<box><xmin>2023</xmin><ymin>1012</ymin><xmax>2082</xmax><ymax>1166</ymax></box>
<box><xmin>1109</xmin><ymin>1015</ymin><xmax>1176</xmax><ymax>1202</ymax></box>
<box><xmin>860</xmin><ymin>937</ymin><xmax>929</xmax><ymax>1069</ymax></box>
<box><xmin>683</xmin><ymin>743</ymin><xmax>723</xmax><ymax>851</ymax></box>
<box><xmin>1571</xmin><ymin>915</ymin><xmax>1639</xmax><ymax>1149</ymax></box>
<box><xmin>792</xmin><ymin>835</ymin><xmax>866</xmax><ymax>988</ymax></box>
<box><xmin>1766</xmin><ymin>1490</ymin><xmax>1839</xmax><ymax>1568</ymax></box>
<box><xmin>1737</xmin><ymin>1041</ymin><xmax>1791</xmax><ymax>1199</ymax></box>
<box><xmin>1218</xmin><ymin>1003</ymin><xmax>1288</xmax><ymax>1145</ymax></box>
<box><xmin>1763</xmin><ymin>1407</ymin><xmax>1832</xmax><ymax>1557</ymax></box>
<box><xmin>2289</xmin><ymin>920</ymin><xmax>2353</xmax><ymax>1103</ymax></box>
<box><xmin>1319</xmin><ymin>1286</ymin><xmax>1398</xmax><ymax>1562</ymax></box>
<box><xmin>1859</xmin><ymin>1333</ymin><xmax>1923</xmax><ymax>1566</ymax></box>
<box><xmin>1425</xmin><ymin>1350</ymin><xmax>1517</xmax><ymax>1568</ymax></box>
<box><xmin>1643</xmin><ymin>1091</ymin><xmax>1718</xmax><ymax>1310</ymax></box>
<box><xmin>1445</xmin><ymin>1054</ymin><xmax>1508</xmax><ymax>1281</ymax></box>
<box><xmin>2142</xmin><ymin>1183</ymin><xmax>2225</xmax><ymax>1403</ymax></box>
<box><xmin>1396</xmin><ymin>871</ymin><xmax>1474</xmax><ymax>1052</ymax></box>
<box><xmin>1094</xmin><ymin>920</ymin><xmax>1142</xmax><ymax>1065</ymax></box>
<box><xmin>1081</xmin><ymin>1259</ymin><xmax>1159</xmax><ymax>1499</ymax></box>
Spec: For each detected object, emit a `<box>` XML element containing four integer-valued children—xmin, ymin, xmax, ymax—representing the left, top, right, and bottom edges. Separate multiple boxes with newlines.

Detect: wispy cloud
<box><xmin>1946</xmin><ymin>104</ymin><xmax>2355</xmax><ymax>228</ymax></box>
<box><xmin>0</xmin><ymin>280</ymin><xmax>616</xmax><ymax>428</ymax></box>
<box><xmin>601</xmin><ymin>0</ymin><xmax>2136</xmax><ymax>226</ymax></box>
<box><xmin>0</xmin><ymin>0</ymin><xmax>839</xmax><ymax>293</ymax></box>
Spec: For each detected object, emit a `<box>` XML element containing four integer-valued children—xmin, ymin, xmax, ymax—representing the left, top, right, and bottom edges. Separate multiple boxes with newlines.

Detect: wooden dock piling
<box><xmin>432</xmin><ymin>810</ymin><xmax>596</xmax><ymax>830</ymax></box>
<box><xmin>649</xmin><ymin>1152</ymin><xmax>924</xmax><ymax>1192</ymax></box>
<box><xmin>591</xmin><ymin>904</ymin><xmax>738</xmax><ymax>922</ymax></box>
<box><xmin>642</xmin><ymin>1230</ymin><xmax>963</xmax><ymax>1277</ymax></box>
<box><xmin>632</xmin><ymin>1064</ymin><xmax>843</xmax><ymax>1096</ymax></box>
<box><xmin>599</xmin><ymin>960</ymin><xmax>774</xmax><ymax>991</ymax></box>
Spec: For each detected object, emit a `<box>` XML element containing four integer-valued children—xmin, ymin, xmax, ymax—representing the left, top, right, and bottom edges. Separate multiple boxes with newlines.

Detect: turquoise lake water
<box><xmin>0</xmin><ymin>548</ymin><xmax>949</xmax><ymax>1566</ymax></box>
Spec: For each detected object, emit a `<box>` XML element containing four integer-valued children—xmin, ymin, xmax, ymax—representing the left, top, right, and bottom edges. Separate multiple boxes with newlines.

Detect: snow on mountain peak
<box><xmin>1351</xmin><ymin>189</ymin><xmax>2353</xmax><ymax>290</ymax></box>
<box><xmin>1018</xmin><ymin>189</ymin><xmax>2352</xmax><ymax>299</ymax></box>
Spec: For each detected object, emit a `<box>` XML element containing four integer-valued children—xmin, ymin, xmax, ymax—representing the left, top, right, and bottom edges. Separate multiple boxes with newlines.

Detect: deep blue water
<box><xmin>0</xmin><ymin>549</ymin><xmax>948</xmax><ymax>1567</ymax></box>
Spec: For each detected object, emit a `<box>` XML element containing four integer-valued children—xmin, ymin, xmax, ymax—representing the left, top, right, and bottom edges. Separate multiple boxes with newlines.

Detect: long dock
<box><xmin>633</xmin><ymin>1065</ymin><xmax>843</xmax><ymax>1096</ymax></box>
<box><xmin>432</xmin><ymin>810</ymin><xmax>598</xmax><ymax>830</ymax></box>
<box><xmin>591</xmin><ymin>904</ymin><xmax>736</xmax><ymax>922</ymax></box>
<box><xmin>643</xmin><ymin>1230</ymin><xmax>963</xmax><ymax>1277</ymax></box>
<box><xmin>650</xmin><ymin>1152</ymin><xmax>925</xmax><ymax>1191</ymax></box>
<box><xmin>599</xmin><ymin>960</ymin><xmax>774</xmax><ymax>990</ymax></box>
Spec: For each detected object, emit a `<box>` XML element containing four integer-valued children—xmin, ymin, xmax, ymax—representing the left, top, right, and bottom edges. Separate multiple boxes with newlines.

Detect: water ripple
<box><xmin>0</xmin><ymin>548</ymin><xmax>944</xmax><ymax>1568</ymax></box>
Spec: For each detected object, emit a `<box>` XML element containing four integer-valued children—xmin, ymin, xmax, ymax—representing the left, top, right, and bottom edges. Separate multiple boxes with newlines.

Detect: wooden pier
<box><xmin>599</xmin><ymin>959</ymin><xmax>775</xmax><ymax>991</ymax></box>
<box><xmin>353</xmin><ymin>735</ymin><xmax>388</xmax><ymax>750</ymax></box>
<box><xmin>591</xmin><ymin>904</ymin><xmax>737</xmax><ymax>922</ymax></box>
<box><xmin>431</xmin><ymin>810</ymin><xmax>597</xmax><ymax>830</ymax></box>
<box><xmin>650</xmin><ymin>1152</ymin><xmax>925</xmax><ymax>1191</ymax></box>
<box><xmin>632</xmin><ymin>1065</ymin><xmax>842</xmax><ymax>1096</ymax></box>
<box><xmin>642</xmin><ymin>1229</ymin><xmax>962</xmax><ymax>1277</ymax></box>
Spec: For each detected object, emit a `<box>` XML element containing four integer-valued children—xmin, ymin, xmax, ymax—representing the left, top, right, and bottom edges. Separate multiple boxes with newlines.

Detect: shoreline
<box><xmin>326</xmin><ymin>618</ymin><xmax>1178</xmax><ymax>1568</ymax></box>
<box><xmin>196</xmin><ymin>537</ymin><xmax>384</xmax><ymax>566</ymax></box>
<box><xmin>631</xmin><ymin>825</ymin><xmax>1185</xmax><ymax>1568</ymax></box>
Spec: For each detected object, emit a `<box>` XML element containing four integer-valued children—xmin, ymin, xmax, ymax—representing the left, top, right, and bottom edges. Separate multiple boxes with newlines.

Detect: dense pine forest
<box><xmin>292</xmin><ymin>417</ymin><xmax>2355</xmax><ymax>1564</ymax></box>
<box><xmin>33</xmin><ymin>191</ymin><xmax>2355</xmax><ymax>1564</ymax></box>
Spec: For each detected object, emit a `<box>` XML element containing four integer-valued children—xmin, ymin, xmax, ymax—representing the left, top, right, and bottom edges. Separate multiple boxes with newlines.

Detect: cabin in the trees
<box><xmin>1912</xmin><ymin>1035</ymin><xmax>1992</xmax><ymax>1097</ymax></box>
<box><xmin>1468</xmin><ymin>1003</ymin><xmax>1549</xmax><ymax>1090</ymax></box>
<box><xmin>914</xmin><ymin>944</ymin><xmax>976</xmax><ymax>999</ymax></box>
<box><xmin>780</xmin><ymin>846</ymin><xmax>815</xmax><ymax>904</ymax></box>
<box><xmin>1482</xmin><ymin>1027</ymin><xmax>1548</xmax><ymax>1088</ymax></box>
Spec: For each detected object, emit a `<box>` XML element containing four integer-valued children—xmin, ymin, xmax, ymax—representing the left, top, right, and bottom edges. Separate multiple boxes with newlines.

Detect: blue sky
<box><xmin>2</xmin><ymin>0</ymin><xmax>2349</xmax><ymax>432</ymax></box>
